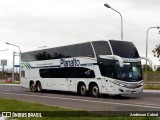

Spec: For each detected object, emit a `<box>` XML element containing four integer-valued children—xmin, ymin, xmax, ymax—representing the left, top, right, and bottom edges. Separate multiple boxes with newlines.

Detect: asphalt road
<box><xmin>0</xmin><ymin>84</ymin><xmax>160</xmax><ymax>112</ymax></box>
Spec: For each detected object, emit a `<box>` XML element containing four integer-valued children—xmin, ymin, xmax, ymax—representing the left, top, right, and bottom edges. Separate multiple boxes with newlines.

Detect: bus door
<box><xmin>100</xmin><ymin>64</ymin><xmax>116</xmax><ymax>94</ymax></box>
<box><xmin>101</xmin><ymin>78</ymin><xmax>115</xmax><ymax>94</ymax></box>
<box><xmin>21</xmin><ymin>69</ymin><xmax>29</xmax><ymax>88</ymax></box>
<box><xmin>106</xmin><ymin>78</ymin><xmax>116</xmax><ymax>94</ymax></box>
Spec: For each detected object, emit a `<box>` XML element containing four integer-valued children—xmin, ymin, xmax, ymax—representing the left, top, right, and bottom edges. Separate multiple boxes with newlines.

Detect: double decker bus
<box><xmin>21</xmin><ymin>40</ymin><xmax>147</xmax><ymax>97</ymax></box>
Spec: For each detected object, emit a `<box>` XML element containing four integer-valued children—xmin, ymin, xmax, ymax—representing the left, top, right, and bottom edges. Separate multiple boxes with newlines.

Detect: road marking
<box><xmin>1</xmin><ymin>90</ymin><xmax>10</xmax><ymax>92</ymax></box>
<box><xmin>0</xmin><ymin>91</ymin><xmax>160</xmax><ymax>109</ymax></box>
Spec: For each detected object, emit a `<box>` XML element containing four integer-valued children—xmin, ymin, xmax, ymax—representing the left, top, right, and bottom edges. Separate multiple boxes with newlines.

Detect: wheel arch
<box><xmin>29</xmin><ymin>80</ymin><xmax>34</xmax><ymax>87</ymax></box>
<box><xmin>36</xmin><ymin>80</ymin><xmax>41</xmax><ymax>85</ymax></box>
<box><xmin>77</xmin><ymin>81</ymin><xmax>87</xmax><ymax>91</ymax></box>
<box><xmin>89</xmin><ymin>82</ymin><xmax>99</xmax><ymax>91</ymax></box>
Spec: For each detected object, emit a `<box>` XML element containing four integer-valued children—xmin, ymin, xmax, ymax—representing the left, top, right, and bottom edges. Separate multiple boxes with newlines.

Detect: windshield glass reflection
<box><xmin>116</xmin><ymin>62</ymin><xmax>142</xmax><ymax>82</ymax></box>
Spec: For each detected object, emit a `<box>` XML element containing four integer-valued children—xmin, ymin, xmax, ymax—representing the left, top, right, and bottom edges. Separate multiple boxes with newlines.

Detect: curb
<box><xmin>143</xmin><ymin>90</ymin><xmax>160</xmax><ymax>93</ymax></box>
<box><xmin>0</xmin><ymin>84</ymin><xmax>21</xmax><ymax>86</ymax></box>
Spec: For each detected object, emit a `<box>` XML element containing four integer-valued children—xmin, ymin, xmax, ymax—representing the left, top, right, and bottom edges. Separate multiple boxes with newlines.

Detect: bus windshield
<box><xmin>116</xmin><ymin>62</ymin><xmax>142</xmax><ymax>82</ymax></box>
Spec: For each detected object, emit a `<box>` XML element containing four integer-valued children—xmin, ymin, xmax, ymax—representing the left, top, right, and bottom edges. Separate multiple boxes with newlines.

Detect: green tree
<box><xmin>142</xmin><ymin>64</ymin><xmax>153</xmax><ymax>71</ymax></box>
<box><xmin>152</xmin><ymin>44</ymin><xmax>160</xmax><ymax>60</ymax></box>
<box><xmin>35</xmin><ymin>52</ymin><xmax>52</xmax><ymax>60</ymax></box>
<box><xmin>156</xmin><ymin>67</ymin><xmax>160</xmax><ymax>72</ymax></box>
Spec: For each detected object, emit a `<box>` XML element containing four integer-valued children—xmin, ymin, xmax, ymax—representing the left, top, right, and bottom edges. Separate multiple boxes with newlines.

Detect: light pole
<box><xmin>5</xmin><ymin>42</ymin><xmax>21</xmax><ymax>53</ymax></box>
<box><xmin>104</xmin><ymin>3</ymin><xmax>123</xmax><ymax>40</ymax></box>
<box><xmin>0</xmin><ymin>49</ymin><xmax>8</xmax><ymax>80</ymax></box>
<box><xmin>5</xmin><ymin>42</ymin><xmax>21</xmax><ymax>82</ymax></box>
<box><xmin>145</xmin><ymin>26</ymin><xmax>160</xmax><ymax>83</ymax></box>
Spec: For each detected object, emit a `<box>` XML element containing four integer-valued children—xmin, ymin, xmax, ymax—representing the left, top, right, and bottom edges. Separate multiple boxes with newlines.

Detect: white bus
<box><xmin>21</xmin><ymin>40</ymin><xmax>146</xmax><ymax>97</ymax></box>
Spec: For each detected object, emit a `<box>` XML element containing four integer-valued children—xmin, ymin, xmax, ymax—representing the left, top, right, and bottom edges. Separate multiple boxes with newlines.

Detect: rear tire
<box><xmin>78</xmin><ymin>83</ymin><xmax>87</xmax><ymax>96</ymax></box>
<box><xmin>30</xmin><ymin>82</ymin><xmax>36</xmax><ymax>92</ymax></box>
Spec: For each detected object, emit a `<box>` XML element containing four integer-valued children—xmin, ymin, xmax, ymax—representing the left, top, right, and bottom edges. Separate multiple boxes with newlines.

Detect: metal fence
<box><xmin>143</xmin><ymin>73</ymin><xmax>160</xmax><ymax>85</ymax></box>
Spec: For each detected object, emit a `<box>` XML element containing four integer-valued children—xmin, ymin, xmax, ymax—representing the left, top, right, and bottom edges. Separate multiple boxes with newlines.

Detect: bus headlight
<box><xmin>120</xmin><ymin>84</ymin><xmax>126</xmax><ymax>87</ymax></box>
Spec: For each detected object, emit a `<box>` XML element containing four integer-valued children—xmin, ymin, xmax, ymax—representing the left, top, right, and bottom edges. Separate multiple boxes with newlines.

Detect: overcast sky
<box><xmin>0</xmin><ymin>0</ymin><xmax>160</xmax><ymax>68</ymax></box>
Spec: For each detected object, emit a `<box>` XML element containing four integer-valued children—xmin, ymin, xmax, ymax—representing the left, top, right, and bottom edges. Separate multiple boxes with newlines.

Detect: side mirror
<box><xmin>99</xmin><ymin>55</ymin><xmax>124</xmax><ymax>67</ymax></box>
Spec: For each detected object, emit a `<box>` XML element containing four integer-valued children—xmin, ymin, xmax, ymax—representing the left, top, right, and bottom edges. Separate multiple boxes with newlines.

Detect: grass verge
<box><xmin>144</xmin><ymin>85</ymin><xmax>160</xmax><ymax>90</ymax></box>
<box><xmin>0</xmin><ymin>81</ymin><xmax>19</xmax><ymax>84</ymax></box>
<box><xmin>0</xmin><ymin>98</ymin><xmax>159</xmax><ymax>120</ymax></box>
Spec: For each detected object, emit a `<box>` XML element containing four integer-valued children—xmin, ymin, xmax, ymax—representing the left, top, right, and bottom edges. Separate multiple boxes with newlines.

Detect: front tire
<box><xmin>91</xmin><ymin>84</ymin><xmax>99</xmax><ymax>97</ymax></box>
<box><xmin>36</xmin><ymin>82</ymin><xmax>42</xmax><ymax>92</ymax></box>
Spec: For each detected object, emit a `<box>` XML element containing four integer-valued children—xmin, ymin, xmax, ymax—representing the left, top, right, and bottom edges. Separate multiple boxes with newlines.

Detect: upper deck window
<box><xmin>109</xmin><ymin>40</ymin><xmax>139</xmax><ymax>58</ymax></box>
<box><xmin>92</xmin><ymin>41</ymin><xmax>112</xmax><ymax>58</ymax></box>
<box><xmin>21</xmin><ymin>42</ymin><xmax>94</xmax><ymax>62</ymax></box>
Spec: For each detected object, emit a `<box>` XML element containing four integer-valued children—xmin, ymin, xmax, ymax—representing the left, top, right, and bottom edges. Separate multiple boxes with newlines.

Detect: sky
<box><xmin>0</xmin><ymin>0</ymin><xmax>160</xmax><ymax>69</ymax></box>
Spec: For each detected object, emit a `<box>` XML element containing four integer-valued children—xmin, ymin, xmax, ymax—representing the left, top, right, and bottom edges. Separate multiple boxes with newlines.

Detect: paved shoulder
<box><xmin>144</xmin><ymin>89</ymin><xmax>160</xmax><ymax>93</ymax></box>
<box><xmin>0</xmin><ymin>84</ymin><xmax>160</xmax><ymax>93</ymax></box>
<box><xmin>0</xmin><ymin>84</ymin><xmax>21</xmax><ymax>86</ymax></box>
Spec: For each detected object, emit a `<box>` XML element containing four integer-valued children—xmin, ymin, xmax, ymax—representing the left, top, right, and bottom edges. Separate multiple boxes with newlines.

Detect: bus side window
<box><xmin>99</xmin><ymin>65</ymin><xmax>116</xmax><ymax>78</ymax></box>
<box><xmin>66</xmin><ymin>67</ymin><xmax>95</xmax><ymax>78</ymax></box>
<box><xmin>40</xmin><ymin>68</ymin><xmax>67</xmax><ymax>78</ymax></box>
<box><xmin>39</xmin><ymin>67</ymin><xmax>95</xmax><ymax>78</ymax></box>
<box><xmin>77</xmin><ymin>67</ymin><xmax>95</xmax><ymax>78</ymax></box>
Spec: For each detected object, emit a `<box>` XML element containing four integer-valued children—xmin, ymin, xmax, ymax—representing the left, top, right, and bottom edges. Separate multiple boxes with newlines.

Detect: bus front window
<box><xmin>116</xmin><ymin>62</ymin><xmax>142</xmax><ymax>82</ymax></box>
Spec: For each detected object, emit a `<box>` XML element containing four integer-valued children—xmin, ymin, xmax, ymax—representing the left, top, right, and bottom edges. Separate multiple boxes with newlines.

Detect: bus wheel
<box><xmin>91</xmin><ymin>84</ymin><xmax>99</xmax><ymax>97</ymax></box>
<box><xmin>36</xmin><ymin>82</ymin><xmax>42</xmax><ymax>92</ymax></box>
<box><xmin>30</xmin><ymin>82</ymin><xmax>36</xmax><ymax>92</ymax></box>
<box><xmin>78</xmin><ymin>83</ymin><xmax>87</xmax><ymax>96</ymax></box>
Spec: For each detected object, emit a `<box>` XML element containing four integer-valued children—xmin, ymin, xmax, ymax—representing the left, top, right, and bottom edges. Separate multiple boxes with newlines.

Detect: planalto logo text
<box><xmin>60</xmin><ymin>58</ymin><xmax>80</xmax><ymax>67</ymax></box>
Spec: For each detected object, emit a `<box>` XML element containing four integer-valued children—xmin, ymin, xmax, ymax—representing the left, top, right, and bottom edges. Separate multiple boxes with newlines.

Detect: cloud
<box><xmin>0</xmin><ymin>0</ymin><xmax>160</xmax><ymax>67</ymax></box>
